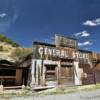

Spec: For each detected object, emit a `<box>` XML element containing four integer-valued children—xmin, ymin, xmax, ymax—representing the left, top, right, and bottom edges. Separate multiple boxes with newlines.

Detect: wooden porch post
<box><xmin>58</xmin><ymin>61</ymin><xmax>61</xmax><ymax>86</ymax></box>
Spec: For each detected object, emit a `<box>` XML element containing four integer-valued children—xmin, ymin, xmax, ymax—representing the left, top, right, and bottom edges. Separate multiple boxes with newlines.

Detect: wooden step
<box><xmin>4</xmin><ymin>86</ymin><xmax>22</xmax><ymax>89</ymax></box>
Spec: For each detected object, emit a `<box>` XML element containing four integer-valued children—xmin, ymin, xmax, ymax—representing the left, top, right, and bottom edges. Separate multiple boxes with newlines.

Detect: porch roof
<box><xmin>0</xmin><ymin>59</ymin><xmax>17</xmax><ymax>68</ymax></box>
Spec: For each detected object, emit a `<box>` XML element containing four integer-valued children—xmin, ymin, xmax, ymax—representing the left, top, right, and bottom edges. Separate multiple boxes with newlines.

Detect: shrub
<box><xmin>0</xmin><ymin>46</ymin><xmax>3</xmax><ymax>51</ymax></box>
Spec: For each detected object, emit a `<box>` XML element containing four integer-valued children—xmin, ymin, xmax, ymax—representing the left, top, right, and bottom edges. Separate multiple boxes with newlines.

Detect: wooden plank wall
<box><xmin>79</xmin><ymin>63</ymin><xmax>95</xmax><ymax>85</ymax></box>
<box><xmin>95</xmin><ymin>63</ymin><xmax>100</xmax><ymax>83</ymax></box>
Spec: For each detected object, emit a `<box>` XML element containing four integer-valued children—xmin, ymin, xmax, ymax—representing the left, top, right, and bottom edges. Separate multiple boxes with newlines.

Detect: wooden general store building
<box><xmin>30</xmin><ymin>34</ymin><xmax>100</xmax><ymax>87</ymax></box>
<box><xmin>0</xmin><ymin>34</ymin><xmax>100</xmax><ymax>88</ymax></box>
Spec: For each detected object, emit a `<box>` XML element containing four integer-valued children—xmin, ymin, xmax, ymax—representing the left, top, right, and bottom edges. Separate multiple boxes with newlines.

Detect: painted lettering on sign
<box><xmin>38</xmin><ymin>47</ymin><xmax>90</xmax><ymax>60</ymax></box>
<box><xmin>38</xmin><ymin>47</ymin><xmax>70</xmax><ymax>58</ymax></box>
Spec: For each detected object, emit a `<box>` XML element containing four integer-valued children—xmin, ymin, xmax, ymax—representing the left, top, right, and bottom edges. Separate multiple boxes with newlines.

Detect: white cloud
<box><xmin>83</xmin><ymin>18</ymin><xmax>100</xmax><ymax>26</ymax></box>
<box><xmin>0</xmin><ymin>13</ymin><xmax>7</xmax><ymax>18</ymax></box>
<box><xmin>78</xmin><ymin>41</ymin><xmax>93</xmax><ymax>46</ymax></box>
<box><xmin>0</xmin><ymin>12</ymin><xmax>18</xmax><ymax>32</ymax></box>
<box><xmin>74</xmin><ymin>31</ymin><xmax>90</xmax><ymax>37</ymax></box>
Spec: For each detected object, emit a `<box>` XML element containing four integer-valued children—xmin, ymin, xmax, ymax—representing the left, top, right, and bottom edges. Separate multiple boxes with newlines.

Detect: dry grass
<box><xmin>38</xmin><ymin>84</ymin><xmax>100</xmax><ymax>95</ymax></box>
<box><xmin>0</xmin><ymin>84</ymin><xmax>100</xmax><ymax>99</ymax></box>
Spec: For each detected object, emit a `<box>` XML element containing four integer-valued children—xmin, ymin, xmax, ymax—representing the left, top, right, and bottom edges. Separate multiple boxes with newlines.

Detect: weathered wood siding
<box><xmin>55</xmin><ymin>34</ymin><xmax>78</xmax><ymax>48</ymax></box>
<box><xmin>79</xmin><ymin>63</ymin><xmax>95</xmax><ymax>85</ymax></box>
<box><xmin>95</xmin><ymin>63</ymin><xmax>100</xmax><ymax>83</ymax></box>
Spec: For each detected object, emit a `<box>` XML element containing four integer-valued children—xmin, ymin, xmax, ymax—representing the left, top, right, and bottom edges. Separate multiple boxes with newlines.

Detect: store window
<box><xmin>45</xmin><ymin>65</ymin><xmax>57</xmax><ymax>81</ymax></box>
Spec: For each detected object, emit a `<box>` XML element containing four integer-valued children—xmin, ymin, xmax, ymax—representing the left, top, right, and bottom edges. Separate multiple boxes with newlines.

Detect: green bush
<box><xmin>0</xmin><ymin>34</ymin><xmax>20</xmax><ymax>47</ymax></box>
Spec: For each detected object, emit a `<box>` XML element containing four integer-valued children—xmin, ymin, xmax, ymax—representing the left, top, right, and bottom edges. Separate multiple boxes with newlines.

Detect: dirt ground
<box><xmin>9</xmin><ymin>89</ymin><xmax>100</xmax><ymax>100</ymax></box>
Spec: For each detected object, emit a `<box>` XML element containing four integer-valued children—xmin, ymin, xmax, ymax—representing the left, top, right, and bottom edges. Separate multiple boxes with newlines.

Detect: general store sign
<box><xmin>38</xmin><ymin>46</ymin><xmax>89</xmax><ymax>60</ymax></box>
<box><xmin>38</xmin><ymin>47</ymin><xmax>73</xmax><ymax>58</ymax></box>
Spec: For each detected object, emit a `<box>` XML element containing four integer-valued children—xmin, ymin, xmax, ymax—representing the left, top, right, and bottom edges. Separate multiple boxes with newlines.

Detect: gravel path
<box><xmin>11</xmin><ymin>89</ymin><xmax>100</xmax><ymax>100</ymax></box>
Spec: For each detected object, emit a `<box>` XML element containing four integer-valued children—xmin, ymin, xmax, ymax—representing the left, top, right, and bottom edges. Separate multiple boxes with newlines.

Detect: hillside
<box><xmin>0</xmin><ymin>34</ymin><xmax>32</xmax><ymax>62</ymax></box>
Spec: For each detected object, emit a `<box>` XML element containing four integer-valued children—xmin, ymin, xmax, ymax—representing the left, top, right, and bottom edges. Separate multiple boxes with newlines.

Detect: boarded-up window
<box><xmin>45</xmin><ymin>65</ymin><xmax>57</xmax><ymax>81</ymax></box>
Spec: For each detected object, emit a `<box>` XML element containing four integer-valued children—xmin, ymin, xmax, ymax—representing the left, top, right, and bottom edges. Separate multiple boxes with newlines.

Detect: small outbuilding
<box><xmin>0</xmin><ymin>59</ymin><xmax>23</xmax><ymax>87</ymax></box>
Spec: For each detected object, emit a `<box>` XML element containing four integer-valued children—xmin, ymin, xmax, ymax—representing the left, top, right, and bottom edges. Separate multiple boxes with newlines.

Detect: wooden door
<box><xmin>60</xmin><ymin>66</ymin><xmax>74</xmax><ymax>86</ymax></box>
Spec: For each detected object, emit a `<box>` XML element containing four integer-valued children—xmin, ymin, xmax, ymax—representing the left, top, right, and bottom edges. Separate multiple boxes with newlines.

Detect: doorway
<box><xmin>22</xmin><ymin>68</ymin><xmax>29</xmax><ymax>86</ymax></box>
<box><xmin>60</xmin><ymin>65</ymin><xmax>74</xmax><ymax>86</ymax></box>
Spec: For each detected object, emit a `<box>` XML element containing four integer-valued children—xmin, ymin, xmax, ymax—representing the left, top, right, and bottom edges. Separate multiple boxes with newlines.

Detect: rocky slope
<box><xmin>0</xmin><ymin>34</ymin><xmax>32</xmax><ymax>62</ymax></box>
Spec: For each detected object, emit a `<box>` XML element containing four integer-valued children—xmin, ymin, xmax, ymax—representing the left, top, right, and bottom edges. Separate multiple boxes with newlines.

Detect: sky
<box><xmin>0</xmin><ymin>0</ymin><xmax>100</xmax><ymax>52</ymax></box>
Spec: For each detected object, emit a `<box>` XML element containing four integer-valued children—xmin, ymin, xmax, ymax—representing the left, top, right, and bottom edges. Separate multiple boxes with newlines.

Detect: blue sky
<box><xmin>0</xmin><ymin>0</ymin><xmax>100</xmax><ymax>52</ymax></box>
